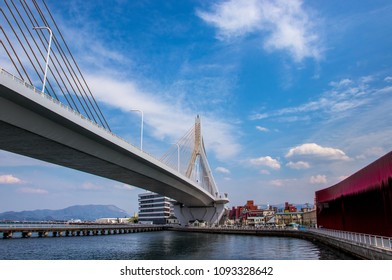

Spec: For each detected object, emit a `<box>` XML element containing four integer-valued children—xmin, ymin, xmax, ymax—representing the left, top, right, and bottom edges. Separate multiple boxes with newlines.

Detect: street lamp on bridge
<box><xmin>130</xmin><ymin>109</ymin><xmax>144</xmax><ymax>151</ymax></box>
<box><xmin>171</xmin><ymin>143</ymin><xmax>180</xmax><ymax>173</ymax></box>
<box><xmin>32</xmin><ymin>26</ymin><xmax>52</xmax><ymax>94</ymax></box>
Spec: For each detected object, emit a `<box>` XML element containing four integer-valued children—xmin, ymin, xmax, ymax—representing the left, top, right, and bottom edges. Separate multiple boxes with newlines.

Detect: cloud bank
<box><xmin>87</xmin><ymin>75</ymin><xmax>241</xmax><ymax>161</ymax></box>
<box><xmin>286</xmin><ymin>143</ymin><xmax>350</xmax><ymax>161</ymax></box>
<box><xmin>249</xmin><ymin>156</ymin><xmax>281</xmax><ymax>169</ymax></box>
<box><xmin>197</xmin><ymin>0</ymin><xmax>322</xmax><ymax>61</ymax></box>
<box><xmin>0</xmin><ymin>174</ymin><xmax>22</xmax><ymax>184</ymax></box>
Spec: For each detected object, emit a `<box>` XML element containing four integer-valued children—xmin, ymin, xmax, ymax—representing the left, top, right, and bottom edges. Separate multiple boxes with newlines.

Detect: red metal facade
<box><xmin>316</xmin><ymin>151</ymin><xmax>392</xmax><ymax>237</ymax></box>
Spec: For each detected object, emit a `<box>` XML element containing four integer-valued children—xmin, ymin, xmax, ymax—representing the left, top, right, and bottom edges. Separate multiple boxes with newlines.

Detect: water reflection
<box><xmin>0</xmin><ymin>230</ymin><xmax>356</xmax><ymax>260</ymax></box>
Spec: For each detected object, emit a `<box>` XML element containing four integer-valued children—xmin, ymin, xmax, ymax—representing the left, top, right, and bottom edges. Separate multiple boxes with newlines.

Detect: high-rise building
<box><xmin>138</xmin><ymin>192</ymin><xmax>175</xmax><ymax>224</ymax></box>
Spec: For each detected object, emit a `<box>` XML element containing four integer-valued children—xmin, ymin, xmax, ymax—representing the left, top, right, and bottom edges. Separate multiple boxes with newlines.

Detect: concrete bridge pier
<box><xmin>174</xmin><ymin>202</ymin><xmax>226</xmax><ymax>226</ymax></box>
<box><xmin>21</xmin><ymin>231</ymin><xmax>32</xmax><ymax>238</ymax></box>
<box><xmin>3</xmin><ymin>231</ymin><xmax>12</xmax><ymax>239</ymax></box>
<box><xmin>38</xmin><ymin>231</ymin><xmax>48</xmax><ymax>238</ymax></box>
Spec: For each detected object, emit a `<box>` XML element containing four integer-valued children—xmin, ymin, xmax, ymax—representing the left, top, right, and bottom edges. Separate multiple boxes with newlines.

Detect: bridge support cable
<box><xmin>160</xmin><ymin>116</ymin><xmax>228</xmax><ymax>226</ymax></box>
<box><xmin>3</xmin><ymin>0</ymin><xmax>67</xmax><ymax>101</ymax></box>
<box><xmin>10</xmin><ymin>0</ymin><xmax>79</xmax><ymax>109</ymax></box>
<box><xmin>0</xmin><ymin>0</ymin><xmax>111</xmax><ymax>131</ymax></box>
<box><xmin>160</xmin><ymin>126</ymin><xmax>195</xmax><ymax>176</ymax></box>
<box><xmin>24</xmin><ymin>0</ymin><xmax>96</xmax><ymax>120</ymax></box>
<box><xmin>18</xmin><ymin>0</ymin><xmax>81</xmax><ymax>113</ymax></box>
<box><xmin>0</xmin><ymin>28</ymin><xmax>31</xmax><ymax>83</ymax></box>
<box><xmin>160</xmin><ymin>115</ymin><xmax>220</xmax><ymax>199</ymax></box>
<box><xmin>30</xmin><ymin>0</ymin><xmax>95</xmax><ymax>121</ymax></box>
<box><xmin>1</xmin><ymin>5</ymin><xmax>59</xmax><ymax>99</ymax></box>
<box><xmin>40</xmin><ymin>0</ymin><xmax>111</xmax><ymax>131</ymax></box>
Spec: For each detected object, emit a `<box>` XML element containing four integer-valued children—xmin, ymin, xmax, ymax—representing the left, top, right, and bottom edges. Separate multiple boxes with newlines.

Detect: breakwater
<box><xmin>0</xmin><ymin>223</ymin><xmax>164</xmax><ymax>238</ymax></box>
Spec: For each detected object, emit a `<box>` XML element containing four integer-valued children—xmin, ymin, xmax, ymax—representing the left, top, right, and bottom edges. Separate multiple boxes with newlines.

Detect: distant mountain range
<box><xmin>0</xmin><ymin>205</ymin><xmax>130</xmax><ymax>221</ymax></box>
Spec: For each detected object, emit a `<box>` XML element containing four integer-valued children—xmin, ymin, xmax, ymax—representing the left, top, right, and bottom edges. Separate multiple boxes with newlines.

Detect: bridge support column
<box><xmin>174</xmin><ymin>203</ymin><xmax>226</xmax><ymax>226</ymax></box>
<box><xmin>22</xmin><ymin>231</ymin><xmax>32</xmax><ymax>238</ymax></box>
<box><xmin>3</xmin><ymin>232</ymin><xmax>12</xmax><ymax>239</ymax></box>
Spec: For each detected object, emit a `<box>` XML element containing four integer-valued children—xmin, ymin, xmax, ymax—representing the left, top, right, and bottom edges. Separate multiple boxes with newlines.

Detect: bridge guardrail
<box><xmin>308</xmin><ymin>228</ymin><xmax>392</xmax><ymax>251</ymax></box>
<box><xmin>0</xmin><ymin>68</ymin><xmax>138</xmax><ymax>146</ymax></box>
<box><xmin>1</xmin><ymin>67</ymin><xmax>188</xmax><ymax>177</ymax></box>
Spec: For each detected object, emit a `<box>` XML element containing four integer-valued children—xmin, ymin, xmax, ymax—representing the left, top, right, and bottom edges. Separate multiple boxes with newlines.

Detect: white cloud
<box><xmin>256</xmin><ymin>126</ymin><xmax>269</xmax><ymax>132</ymax></box>
<box><xmin>215</xmin><ymin>167</ymin><xmax>231</xmax><ymax>174</ymax></box>
<box><xmin>286</xmin><ymin>161</ymin><xmax>310</xmax><ymax>170</ymax></box>
<box><xmin>270</xmin><ymin>178</ymin><xmax>297</xmax><ymax>187</ymax></box>
<box><xmin>114</xmin><ymin>184</ymin><xmax>136</xmax><ymax>191</ymax></box>
<box><xmin>16</xmin><ymin>187</ymin><xmax>48</xmax><ymax>194</ymax></box>
<box><xmin>260</xmin><ymin>169</ymin><xmax>270</xmax><ymax>175</ymax></box>
<box><xmin>310</xmin><ymin>174</ymin><xmax>327</xmax><ymax>184</ymax></box>
<box><xmin>249</xmin><ymin>156</ymin><xmax>281</xmax><ymax>169</ymax></box>
<box><xmin>286</xmin><ymin>143</ymin><xmax>350</xmax><ymax>161</ymax></box>
<box><xmin>197</xmin><ymin>0</ymin><xmax>261</xmax><ymax>38</ymax></box>
<box><xmin>81</xmin><ymin>182</ymin><xmax>104</xmax><ymax>190</ymax></box>
<box><xmin>384</xmin><ymin>76</ymin><xmax>392</xmax><ymax>82</ymax></box>
<box><xmin>329</xmin><ymin>78</ymin><xmax>353</xmax><ymax>88</ymax></box>
<box><xmin>250</xmin><ymin>113</ymin><xmax>269</xmax><ymax>120</ymax></box>
<box><xmin>250</xmin><ymin>75</ymin><xmax>390</xmax><ymax>124</ymax></box>
<box><xmin>0</xmin><ymin>174</ymin><xmax>22</xmax><ymax>184</ymax></box>
<box><xmin>356</xmin><ymin>147</ymin><xmax>385</xmax><ymax>160</ymax></box>
<box><xmin>197</xmin><ymin>0</ymin><xmax>322</xmax><ymax>61</ymax></box>
<box><xmin>87</xmin><ymin>74</ymin><xmax>241</xmax><ymax>161</ymax></box>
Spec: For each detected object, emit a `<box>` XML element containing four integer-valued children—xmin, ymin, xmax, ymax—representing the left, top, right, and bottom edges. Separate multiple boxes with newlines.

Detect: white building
<box><xmin>95</xmin><ymin>218</ymin><xmax>129</xmax><ymax>224</ymax></box>
<box><xmin>138</xmin><ymin>192</ymin><xmax>176</xmax><ymax>224</ymax></box>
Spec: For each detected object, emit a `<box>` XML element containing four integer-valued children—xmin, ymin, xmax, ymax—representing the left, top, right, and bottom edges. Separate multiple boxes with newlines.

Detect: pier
<box><xmin>0</xmin><ymin>223</ymin><xmax>164</xmax><ymax>239</ymax></box>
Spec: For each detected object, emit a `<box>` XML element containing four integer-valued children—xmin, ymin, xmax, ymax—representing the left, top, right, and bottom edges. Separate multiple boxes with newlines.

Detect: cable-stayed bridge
<box><xmin>0</xmin><ymin>0</ymin><xmax>228</xmax><ymax>225</ymax></box>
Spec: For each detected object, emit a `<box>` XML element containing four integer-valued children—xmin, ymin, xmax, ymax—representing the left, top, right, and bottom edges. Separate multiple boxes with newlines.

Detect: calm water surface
<box><xmin>0</xmin><ymin>230</ymin><xmax>356</xmax><ymax>260</ymax></box>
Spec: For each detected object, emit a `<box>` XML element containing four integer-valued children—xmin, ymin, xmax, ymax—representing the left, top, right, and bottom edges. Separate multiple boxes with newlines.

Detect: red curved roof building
<box><xmin>315</xmin><ymin>151</ymin><xmax>392</xmax><ymax>237</ymax></box>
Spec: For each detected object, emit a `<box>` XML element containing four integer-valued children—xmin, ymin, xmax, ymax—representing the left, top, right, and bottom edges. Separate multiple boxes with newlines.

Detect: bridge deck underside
<box><xmin>0</xmin><ymin>120</ymin><xmax>198</xmax><ymax>205</ymax></box>
<box><xmin>0</xmin><ymin>78</ymin><xmax>218</xmax><ymax>207</ymax></box>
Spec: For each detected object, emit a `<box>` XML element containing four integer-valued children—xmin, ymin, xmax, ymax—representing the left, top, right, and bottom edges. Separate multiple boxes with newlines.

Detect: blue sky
<box><xmin>1</xmin><ymin>0</ymin><xmax>392</xmax><ymax>215</ymax></box>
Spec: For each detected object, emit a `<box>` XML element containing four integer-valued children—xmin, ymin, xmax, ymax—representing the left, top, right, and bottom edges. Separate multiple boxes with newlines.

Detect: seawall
<box><xmin>169</xmin><ymin>227</ymin><xmax>392</xmax><ymax>260</ymax></box>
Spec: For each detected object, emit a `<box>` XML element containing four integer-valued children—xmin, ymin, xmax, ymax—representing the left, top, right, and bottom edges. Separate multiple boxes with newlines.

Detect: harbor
<box><xmin>2</xmin><ymin>221</ymin><xmax>392</xmax><ymax>260</ymax></box>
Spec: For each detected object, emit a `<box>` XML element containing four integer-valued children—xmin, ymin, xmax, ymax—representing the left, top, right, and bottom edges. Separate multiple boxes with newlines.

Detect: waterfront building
<box><xmin>316</xmin><ymin>151</ymin><xmax>392</xmax><ymax>236</ymax></box>
<box><xmin>189</xmin><ymin>219</ymin><xmax>207</xmax><ymax>227</ymax></box>
<box><xmin>275</xmin><ymin>212</ymin><xmax>303</xmax><ymax>226</ymax></box>
<box><xmin>283</xmin><ymin>201</ymin><xmax>297</xmax><ymax>212</ymax></box>
<box><xmin>166</xmin><ymin>215</ymin><xmax>179</xmax><ymax>225</ymax></box>
<box><xmin>229</xmin><ymin>200</ymin><xmax>259</xmax><ymax>222</ymax></box>
<box><xmin>138</xmin><ymin>192</ymin><xmax>176</xmax><ymax>224</ymax></box>
<box><xmin>95</xmin><ymin>218</ymin><xmax>130</xmax><ymax>224</ymax></box>
<box><xmin>228</xmin><ymin>200</ymin><xmax>277</xmax><ymax>226</ymax></box>
<box><xmin>302</xmin><ymin>209</ymin><xmax>317</xmax><ymax>227</ymax></box>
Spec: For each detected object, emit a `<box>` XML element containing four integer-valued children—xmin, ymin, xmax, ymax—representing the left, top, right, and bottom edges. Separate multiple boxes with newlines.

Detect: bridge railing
<box><xmin>308</xmin><ymin>228</ymin><xmax>392</xmax><ymax>251</ymax></box>
<box><xmin>0</xmin><ymin>68</ymin><xmax>161</xmax><ymax>160</ymax></box>
<box><xmin>1</xmin><ymin>67</ymin><xmax>219</xmax><ymax>193</ymax></box>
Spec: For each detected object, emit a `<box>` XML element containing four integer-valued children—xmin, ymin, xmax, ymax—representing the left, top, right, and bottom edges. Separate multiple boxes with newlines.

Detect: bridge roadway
<box><xmin>0</xmin><ymin>69</ymin><xmax>228</xmax><ymax>212</ymax></box>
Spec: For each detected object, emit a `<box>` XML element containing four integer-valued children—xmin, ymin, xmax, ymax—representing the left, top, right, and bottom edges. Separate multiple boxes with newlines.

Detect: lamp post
<box><xmin>172</xmin><ymin>143</ymin><xmax>180</xmax><ymax>173</ymax></box>
<box><xmin>33</xmin><ymin>26</ymin><xmax>52</xmax><ymax>94</ymax></box>
<box><xmin>130</xmin><ymin>109</ymin><xmax>143</xmax><ymax>151</ymax></box>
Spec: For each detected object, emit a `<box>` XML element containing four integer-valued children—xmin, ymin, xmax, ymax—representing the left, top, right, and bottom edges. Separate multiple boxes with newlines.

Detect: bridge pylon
<box><xmin>162</xmin><ymin>115</ymin><xmax>229</xmax><ymax>226</ymax></box>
